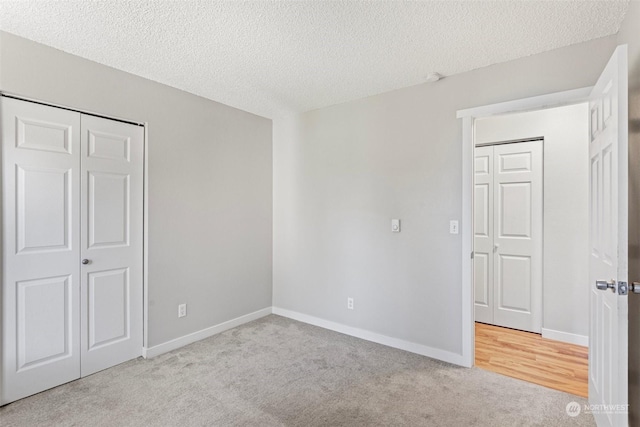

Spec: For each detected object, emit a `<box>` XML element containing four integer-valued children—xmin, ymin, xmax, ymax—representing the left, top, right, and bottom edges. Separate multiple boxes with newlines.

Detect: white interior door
<box><xmin>492</xmin><ymin>140</ymin><xmax>543</xmax><ymax>333</ymax></box>
<box><xmin>1</xmin><ymin>97</ymin><xmax>144</xmax><ymax>404</ymax></box>
<box><xmin>474</xmin><ymin>145</ymin><xmax>494</xmax><ymax>324</ymax></box>
<box><xmin>80</xmin><ymin>114</ymin><xmax>143</xmax><ymax>377</ymax></box>
<box><xmin>1</xmin><ymin>97</ymin><xmax>81</xmax><ymax>404</ymax></box>
<box><xmin>588</xmin><ymin>45</ymin><xmax>628</xmax><ymax>427</ymax></box>
<box><xmin>474</xmin><ymin>141</ymin><xmax>542</xmax><ymax>333</ymax></box>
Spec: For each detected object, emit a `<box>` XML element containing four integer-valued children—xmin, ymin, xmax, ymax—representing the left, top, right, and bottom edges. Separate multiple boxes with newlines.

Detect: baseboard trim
<box><xmin>143</xmin><ymin>307</ymin><xmax>273</xmax><ymax>358</ymax></box>
<box><xmin>272</xmin><ymin>307</ymin><xmax>467</xmax><ymax>366</ymax></box>
<box><xmin>541</xmin><ymin>328</ymin><xmax>589</xmax><ymax>347</ymax></box>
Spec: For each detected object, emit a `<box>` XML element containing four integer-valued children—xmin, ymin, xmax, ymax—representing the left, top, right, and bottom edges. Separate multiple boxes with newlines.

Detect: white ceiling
<box><xmin>0</xmin><ymin>1</ymin><xmax>630</xmax><ymax>119</ymax></box>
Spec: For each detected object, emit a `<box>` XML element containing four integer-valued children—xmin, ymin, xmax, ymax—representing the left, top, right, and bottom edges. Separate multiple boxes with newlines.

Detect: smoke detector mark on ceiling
<box><xmin>425</xmin><ymin>73</ymin><xmax>444</xmax><ymax>83</ymax></box>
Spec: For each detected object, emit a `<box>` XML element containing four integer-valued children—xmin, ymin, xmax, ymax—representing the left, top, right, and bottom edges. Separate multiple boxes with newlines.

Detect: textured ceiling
<box><xmin>0</xmin><ymin>1</ymin><xmax>630</xmax><ymax>118</ymax></box>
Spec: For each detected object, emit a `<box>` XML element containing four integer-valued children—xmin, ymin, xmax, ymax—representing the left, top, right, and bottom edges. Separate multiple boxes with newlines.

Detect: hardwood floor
<box><xmin>475</xmin><ymin>322</ymin><xmax>588</xmax><ymax>397</ymax></box>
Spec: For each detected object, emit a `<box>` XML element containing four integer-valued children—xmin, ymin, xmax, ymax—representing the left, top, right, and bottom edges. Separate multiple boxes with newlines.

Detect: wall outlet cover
<box><xmin>178</xmin><ymin>303</ymin><xmax>187</xmax><ymax>318</ymax></box>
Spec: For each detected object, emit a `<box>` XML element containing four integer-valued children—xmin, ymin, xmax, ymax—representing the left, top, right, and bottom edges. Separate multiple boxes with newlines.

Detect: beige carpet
<box><xmin>0</xmin><ymin>315</ymin><xmax>594</xmax><ymax>426</ymax></box>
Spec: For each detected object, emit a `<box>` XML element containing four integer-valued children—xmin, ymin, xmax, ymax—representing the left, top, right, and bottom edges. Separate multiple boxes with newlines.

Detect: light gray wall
<box><xmin>618</xmin><ymin>1</ymin><xmax>640</xmax><ymax>423</ymax></box>
<box><xmin>273</xmin><ymin>35</ymin><xmax>618</xmax><ymax>356</ymax></box>
<box><xmin>0</xmin><ymin>31</ymin><xmax>273</xmax><ymax>348</ymax></box>
<box><xmin>475</xmin><ymin>104</ymin><xmax>590</xmax><ymax>340</ymax></box>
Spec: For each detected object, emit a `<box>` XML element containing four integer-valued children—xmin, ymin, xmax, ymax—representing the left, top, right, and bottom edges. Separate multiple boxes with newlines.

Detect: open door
<box><xmin>589</xmin><ymin>45</ymin><xmax>629</xmax><ymax>427</ymax></box>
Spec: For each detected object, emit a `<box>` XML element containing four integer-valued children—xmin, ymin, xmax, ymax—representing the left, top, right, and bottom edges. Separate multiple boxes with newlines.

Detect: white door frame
<box><xmin>143</xmin><ymin>122</ymin><xmax>150</xmax><ymax>356</ymax></box>
<box><xmin>0</xmin><ymin>92</ymin><xmax>149</xmax><ymax>401</ymax></box>
<box><xmin>456</xmin><ymin>86</ymin><xmax>592</xmax><ymax>368</ymax></box>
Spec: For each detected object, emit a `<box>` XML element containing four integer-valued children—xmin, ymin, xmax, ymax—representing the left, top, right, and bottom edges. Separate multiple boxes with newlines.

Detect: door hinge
<box><xmin>471</xmin><ymin>251</ymin><xmax>474</xmax><ymax>259</ymax></box>
<box><xmin>618</xmin><ymin>281</ymin><xmax>628</xmax><ymax>295</ymax></box>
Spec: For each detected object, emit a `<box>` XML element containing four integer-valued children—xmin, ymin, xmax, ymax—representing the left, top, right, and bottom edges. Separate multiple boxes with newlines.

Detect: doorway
<box><xmin>468</xmin><ymin>101</ymin><xmax>592</xmax><ymax>396</ymax></box>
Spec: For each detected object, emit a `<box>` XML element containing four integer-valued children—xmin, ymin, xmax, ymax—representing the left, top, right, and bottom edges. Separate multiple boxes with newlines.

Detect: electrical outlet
<box><xmin>347</xmin><ymin>297</ymin><xmax>354</xmax><ymax>310</ymax></box>
<box><xmin>178</xmin><ymin>303</ymin><xmax>187</xmax><ymax>318</ymax></box>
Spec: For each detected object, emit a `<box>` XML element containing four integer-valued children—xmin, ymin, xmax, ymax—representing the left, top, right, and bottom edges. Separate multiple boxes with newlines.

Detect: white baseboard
<box><xmin>272</xmin><ymin>307</ymin><xmax>467</xmax><ymax>366</ymax></box>
<box><xmin>143</xmin><ymin>307</ymin><xmax>273</xmax><ymax>358</ymax></box>
<box><xmin>541</xmin><ymin>328</ymin><xmax>589</xmax><ymax>347</ymax></box>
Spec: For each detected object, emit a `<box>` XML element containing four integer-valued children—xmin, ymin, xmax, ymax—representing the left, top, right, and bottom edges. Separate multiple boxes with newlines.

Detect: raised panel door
<box><xmin>79</xmin><ymin>114</ymin><xmax>143</xmax><ymax>377</ymax></box>
<box><xmin>474</xmin><ymin>145</ymin><xmax>493</xmax><ymax>324</ymax></box>
<box><xmin>1</xmin><ymin>97</ymin><xmax>81</xmax><ymax>404</ymax></box>
<box><xmin>588</xmin><ymin>45</ymin><xmax>629</xmax><ymax>427</ymax></box>
<box><xmin>492</xmin><ymin>140</ymin><xmax>543</xmax><ymax>333</ymax></box>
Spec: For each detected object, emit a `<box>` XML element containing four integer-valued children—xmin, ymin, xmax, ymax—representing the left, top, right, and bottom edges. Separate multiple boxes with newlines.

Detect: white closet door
<box><xmin>492</xmin><ymin>140</ymin><xmax>543</xmax><ymax>333</ymax></box>
<box><xmin>1</xmin><ymin>97</ymin><xmax>81</xmax><ymax>404</ymax></box>
<box><xmin>80</xmin><ymin>115</ymin><xmax>143</xmax><ymax>376</ymax></box>
<box><xmin>474</xmin><ymin>146</ymin><xmax>494</xmax><ymax>324</ymax></box>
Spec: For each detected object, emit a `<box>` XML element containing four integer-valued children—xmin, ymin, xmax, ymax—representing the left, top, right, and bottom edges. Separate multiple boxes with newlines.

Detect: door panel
<box><xmin>497</xmin><ymin>254</ymin><xmax>531</xmax><ymax>312</ymax></box>
<box><xmin>87</xmin><ymin>129</ymin><xmax>130</xmax><ymax>161</ymax></box>
<box><xmin>492</xmin><ymin>140</ymin><xmax>542</xmax><ymax>333</ymax></box>
<box><xmin>474</xmin><ymin>252</ymin><xmax>490</xmax><ymax>308</ymax></box>
<box><xmin>17</xmin><ymin>165</ymin><xmax>71</xmax><ymax>252</ymax></box>
<box><xmin>474</xmin><ymin>146</ymin><xmax>493</xmax><ymax>323</ymax></box>
<box><xmin>88</xmin><ymin>172</ymin><xmax>130</xmax><ymax>248</ymax></box>
<box><xmin>588</xmin><ymin>45</ymin><xmax>628</xmax><ymax>427</ymax></box>
<box><xmin>498</xmin><ymin>182</ymin><xmax>532</xmax><ymax>237</ymax></box>
<box><xmin>474</xmin><ymin>184</ymin><xmax>490</xmax><ymax>237</ymax></box>
<box><xmin>80</xmin><ymin>115</ymin><xmax>143</xmax><ymax>377</ymax></box>
<box><xmin>16</xmin><ymin>116</ymin><xmax>73</xmax><ymax>154</ymax></box>
<box><xmin>17</xmin><ymin>275</ymin><xmax>72</xmax><ymax>369</ymax></box>
<box><xmin>1</xmin><ymin>97</ymin><xmax>81</xmax><ymax>405</ymax></box>
<box><xmin>591</xmin><ymin>155</ymin><xmax>601</xmax><ymax>259</ymax></box>
<box><xmin>499</xmin><ymin>151</ymin><xmax>532</xmax><ymax>172</ymax></box>
<box><xmin>88</xmin><ymin>268</ymin><xmax>129</xmax><ymax>349</ymax></box>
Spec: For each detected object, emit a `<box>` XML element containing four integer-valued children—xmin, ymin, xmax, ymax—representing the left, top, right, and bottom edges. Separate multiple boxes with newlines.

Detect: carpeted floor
<box><xmin>0</xmin><ymin>315</ymin><xmax>594</xmax><ymax>426</ymax></box>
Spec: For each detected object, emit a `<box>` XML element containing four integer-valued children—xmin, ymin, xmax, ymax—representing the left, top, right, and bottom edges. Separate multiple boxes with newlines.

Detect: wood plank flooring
<box><xmin>475</xmin><ymin>322</ymin><xmax>589</xmax><ymax>397</ymax></box>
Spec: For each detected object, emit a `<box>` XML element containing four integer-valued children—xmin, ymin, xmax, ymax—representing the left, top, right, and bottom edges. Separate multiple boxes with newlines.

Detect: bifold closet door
<box><xmin>1</xmin><ymin>97</ymin><xmax>81</xmax><ymax>404</ymax></box>
<box><xmin>493</xmin><ymin>141</ymin><xmax>542</xmax><ymax>333</ymax></box>
<box><xmin>474</xmin><ymin>145</ymin><xmax>494</xmax><ymax>324</ymax></box>
<box><xmin>79</xmin><ymin>115</ymin><xmax>143</xmax><ymax>377</ymax></box>
<box><xmin>1</xmin><ymin>97</ymin><xmax>143</xmax><ymax>404</ymax></box>
<box><xmin>473</xmin><ymin>141</ymin><xmax>542</xmax><ymax>334</ymax></box>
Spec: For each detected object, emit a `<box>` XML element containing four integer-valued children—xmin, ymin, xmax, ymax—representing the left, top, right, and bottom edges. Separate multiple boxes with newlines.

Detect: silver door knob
<box><xmin>596</xmin><ymin>279</ymin><xmax>616</xmax><ymax>292</ymax></box>
<box><xmin>82</xmin><ymin>259</ymin><xmax>90</xmax><ymax>265</ymax></box>
<box><xmin>630</xmin><ymin>282</ymin><xmax>640</xmax><ymax>294</ymax></box>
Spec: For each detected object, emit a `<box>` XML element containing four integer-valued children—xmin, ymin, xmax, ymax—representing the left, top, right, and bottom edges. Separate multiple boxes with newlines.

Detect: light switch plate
<box><xmin>449</xmin><ymin>220</ymin><xmax>459</xmax><ymax>234</ymax></box>
<box><xmin>391</xmin><ymin>219</ymin><xmax>401</xmax><ymax>233</ymax></box>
